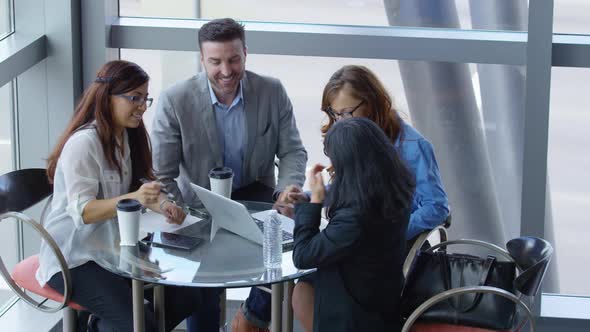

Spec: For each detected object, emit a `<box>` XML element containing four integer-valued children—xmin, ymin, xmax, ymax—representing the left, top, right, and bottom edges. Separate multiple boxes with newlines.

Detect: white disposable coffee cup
<box><xmin>209</xmin><ymin>167</ymin><xmax>233</xmax><ymax>198</ymax></box>
<box><xmin>117</xmin><ymin>199</ymin><xmax>142</xmax><ymax>246</ymax></box>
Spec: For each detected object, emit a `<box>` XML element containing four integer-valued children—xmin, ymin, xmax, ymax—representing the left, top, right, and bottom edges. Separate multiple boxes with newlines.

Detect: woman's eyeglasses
<box><xmin>324</xmin><ymin>100</ymin><xmax>365</xmax><ymax>120</ymax></box>
<box><xmin>116</xmin><ymin>94</ymin><xmax>154</xmax><ymax>108</ymax></box>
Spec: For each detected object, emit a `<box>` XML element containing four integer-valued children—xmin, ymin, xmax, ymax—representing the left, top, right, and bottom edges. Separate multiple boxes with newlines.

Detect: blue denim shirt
<box><xmin>208</xmin><ymin>81</ymin><xmax>245</xmax><ymax>190</ymax></box>
<box><xmin>395</xmin><ymin>120</ymin><xmax>450</xmax><ymax>239</ymax></box>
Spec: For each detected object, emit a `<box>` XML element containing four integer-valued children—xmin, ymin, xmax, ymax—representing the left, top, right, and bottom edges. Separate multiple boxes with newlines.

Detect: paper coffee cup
<box><xmin>209</xmin><ymin>167</ymin><xmax>233</xmax><ymax>198</ymax></box>
<box><xmin>117</xmin><ymin>199</ymin><xmax>142</xmax><ymax>246</ymax></box>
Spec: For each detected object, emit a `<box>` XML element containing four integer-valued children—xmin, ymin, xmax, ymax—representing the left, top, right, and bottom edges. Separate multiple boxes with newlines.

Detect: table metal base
<box><xmin>132</xmin><ymin>279</ymin><xmax>145</xmax><ymax>332</ymax></box>
<box><xmin>271</xmin><ymin>283</ymin><xmax>284</xmax><ymax>332</ymax></box>
<box><xmin>133</xmin><ymin>281</ymin><xmax>296</xmax><ymax>332</ymax></box>
<box><xmin>154</xmin><ymin>285</ymin><xmax>165</xmax><ymax>332</ymax></box>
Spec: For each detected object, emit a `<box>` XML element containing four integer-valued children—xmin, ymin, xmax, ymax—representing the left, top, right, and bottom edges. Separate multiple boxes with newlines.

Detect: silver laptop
<box><xmin>190</xmin><ymin>183</ymin><xmax>295</xmax><ymax>249</ymax></box>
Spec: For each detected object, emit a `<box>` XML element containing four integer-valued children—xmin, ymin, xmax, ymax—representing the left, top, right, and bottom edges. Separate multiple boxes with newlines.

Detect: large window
<box><xmin>122</xmin><ymin>48</ymin><xmax>533</xmax><ymax>257</ymax></box>
<box><xmin>0</xmin><ymin>0</ymin><xmax>12</xmax><ymax>39</ymax></box>
<box><xmin>554</xmin><ymin>0</ymin><xmax>590</xmax><ymax>34</ymax></box>
<box><xmin>548</xmin><ymin>67</ymin><xmax>590</xmax><ymax>296</ymax></box>
<box><xmin>0</xmin><ymin>81</ymin><xmax>16</xmax><ymax>312</ymax></box>
<box><xmin>119</xmin><ymin>0</ymin><xmax>525</xmax><ymax>31</ymax></box>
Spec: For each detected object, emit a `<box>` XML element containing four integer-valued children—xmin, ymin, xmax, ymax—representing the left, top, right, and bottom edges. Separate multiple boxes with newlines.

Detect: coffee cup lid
<box><xmin>209</xmin><ymin>167</ymin><xmax>233</xmax><ymax>179</ymax></box>
<box><xmin>117</xmin><ymin>198</ymin><xmax>142</xmax><ymax>212</ymax></box>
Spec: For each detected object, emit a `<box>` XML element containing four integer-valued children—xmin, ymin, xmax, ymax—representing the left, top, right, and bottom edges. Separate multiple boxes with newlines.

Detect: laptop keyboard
<box><xmin>253</xmin><ymin>218</ymin><xmax>294</xmax><ymax>242</ymax></box>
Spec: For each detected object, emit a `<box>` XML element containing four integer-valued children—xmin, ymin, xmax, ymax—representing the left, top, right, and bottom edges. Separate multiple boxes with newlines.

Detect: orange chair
<box><xmin>0</xmin><ymin>168</ymin><xmax>85</xmax><ymax>332</ymax></box>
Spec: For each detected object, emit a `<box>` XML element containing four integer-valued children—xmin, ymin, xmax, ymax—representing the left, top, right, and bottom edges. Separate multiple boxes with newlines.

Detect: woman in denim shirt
<box><xmin>287</xmin><ymin>65</ymin><xmax>450</xmax><ymax>332</ymax></box>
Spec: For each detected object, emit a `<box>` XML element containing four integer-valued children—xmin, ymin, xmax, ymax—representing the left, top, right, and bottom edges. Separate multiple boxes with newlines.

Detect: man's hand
<box><xmin>231</xmin><ymin>309</ymin><xmax>269</xmax><ymax>332</ymax></box>
<box><xmin>281</xmin><ymin>185</ymin><xmax>309</xmax><ymax>205</ymax></box>
<box><xmin>274</xmin><ymin>185</ymin><xmax>309</xmax><ymax>218</ymax></box>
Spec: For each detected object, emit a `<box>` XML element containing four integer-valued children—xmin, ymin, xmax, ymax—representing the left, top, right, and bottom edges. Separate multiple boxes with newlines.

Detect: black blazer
<box><xmin>293</xmin><ymin>203</ymin><xmax>409</xmax><ymax>332</ymax></box>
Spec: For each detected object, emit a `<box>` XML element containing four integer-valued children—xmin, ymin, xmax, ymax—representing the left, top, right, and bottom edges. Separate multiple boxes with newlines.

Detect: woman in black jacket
<box><xmin>292</xmin><ymin>117</ymin><xmax>415</xmax><ymax>332</ymax></box>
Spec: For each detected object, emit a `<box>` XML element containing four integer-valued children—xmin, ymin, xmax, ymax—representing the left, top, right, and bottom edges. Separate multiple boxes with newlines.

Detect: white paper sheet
<box><xmin>139</xmin><ymin>210</ymin><xmax>202</xmax><ymax>234</ymax></box>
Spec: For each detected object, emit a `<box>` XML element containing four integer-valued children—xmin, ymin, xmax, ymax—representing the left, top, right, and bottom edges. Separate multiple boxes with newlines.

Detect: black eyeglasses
<box><xmin>324</xmin><ymin>100</ymin><xmax>365</xmax><ymax>120</ymax></box>
<box><xmin>116</xmin><ymin>94</ymin><xmax>154</xmax><ymax>108</ymax></box>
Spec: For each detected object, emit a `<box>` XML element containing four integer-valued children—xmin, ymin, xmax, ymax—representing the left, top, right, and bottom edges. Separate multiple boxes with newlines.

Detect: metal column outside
<box><xmin>271</xmin><ymin>283</ymin><xmax>284</xmax><ymax>332</ymax></box>
<box><xmin>384</xmin><ymin>0</ymin><xmax>506</xmax><ymax>246</ymax></box>
<box><xmin>154</xmin><ymin>285</ymin><xmax>165</xmax><ymax>332</ymax></box>
<box><xmin>132</xmin><ymin>279</ymin><xmax>145</xmax><ymax>332</ymax></box>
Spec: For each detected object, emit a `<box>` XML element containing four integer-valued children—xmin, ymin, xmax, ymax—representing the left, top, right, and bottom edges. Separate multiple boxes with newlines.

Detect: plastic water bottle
<box><xmin>263</xmin><ymin>210</ymin><xmax>282</xmax><ymax>269</ymax></box>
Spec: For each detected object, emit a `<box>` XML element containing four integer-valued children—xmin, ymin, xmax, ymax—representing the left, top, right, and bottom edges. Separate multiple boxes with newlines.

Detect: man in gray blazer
<box><xmin>151</xmin><ymin>18</ymin><xmax>306</xmax><ymax>332</ymax></box>
<box><xmin>151</xmin><ymin>26</ymin><xmax>306</xmax><ymax>209</ymax></box>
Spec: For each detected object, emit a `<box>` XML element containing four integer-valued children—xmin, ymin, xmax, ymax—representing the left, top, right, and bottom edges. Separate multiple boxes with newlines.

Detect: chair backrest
<box><xmin>0</xmin><ymin>168</ymin><xmax>52</xmax><ymax>214</ymax></box>
<box><xmin>506</xmin><ymin>236</ymin><xmax>553</xmax><ymax>297</ymax></box>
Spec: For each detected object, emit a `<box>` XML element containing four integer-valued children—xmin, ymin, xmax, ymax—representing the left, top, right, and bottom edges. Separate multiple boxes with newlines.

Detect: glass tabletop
<box><xmin>93</xmin><ymin>201</ymin><xmax>315</xmax><ymax>288</ymax></box>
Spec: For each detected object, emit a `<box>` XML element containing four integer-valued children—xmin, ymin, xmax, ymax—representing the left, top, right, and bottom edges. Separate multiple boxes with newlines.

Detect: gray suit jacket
<box><xmin>151</xmin><ymin>70</ymin><xmax>307</xmax><ymax>207</ymax></box>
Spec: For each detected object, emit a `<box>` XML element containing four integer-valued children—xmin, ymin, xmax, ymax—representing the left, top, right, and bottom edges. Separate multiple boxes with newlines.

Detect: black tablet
<box><xmin>142</xmin><ymin>231</ymin><xmax>203</xmax><ymax>251</ymax></box>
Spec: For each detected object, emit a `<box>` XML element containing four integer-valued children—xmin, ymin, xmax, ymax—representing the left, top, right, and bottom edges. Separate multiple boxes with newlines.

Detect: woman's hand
<box><xmin>161</xmin><ymin>201</ymin><xmax>186</xmax><ymax>225</ymax></box>
<box><xmin>132</xmin><ymin>182</ymin><xmax>161</xmax><ymax>206</ymax></box>
<box><xmin>308</xmin><ymin>164</ymin><xmax>326</xmax><ymax>204</ymax></box>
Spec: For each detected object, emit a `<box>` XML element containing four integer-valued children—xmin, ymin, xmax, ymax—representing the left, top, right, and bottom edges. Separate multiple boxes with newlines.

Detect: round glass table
<box><xmin>92</xmin><ymin>201</ymin><xmax>314</xmax><ymax>332</ymax></box>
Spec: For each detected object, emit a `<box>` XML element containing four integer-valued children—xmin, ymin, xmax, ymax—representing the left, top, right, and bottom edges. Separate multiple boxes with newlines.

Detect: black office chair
<box><xmin>401</xmin><ymin>236</ymin><xmax>553</xmax><ymax>332</ymax></box>
<box><xmin>403</xmin><ymin>214</ymin><xmax>452</xmax><ymax>277</ymax></box>
<box><xmin>0</xmin><ymin>168</ymin><xmax>84</xmax><ymax>332</ymax></box>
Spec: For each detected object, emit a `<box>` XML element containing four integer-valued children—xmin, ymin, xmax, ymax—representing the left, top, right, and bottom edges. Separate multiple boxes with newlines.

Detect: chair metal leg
<box><xmin>271</xmin><ymin>283</ymin><xmax>283</xmax><ymax>332</ymax></box>
<box><xmin>62</xmin><ymin>307</ymin><xmax>77</xmax><ymax>332</ymax></box>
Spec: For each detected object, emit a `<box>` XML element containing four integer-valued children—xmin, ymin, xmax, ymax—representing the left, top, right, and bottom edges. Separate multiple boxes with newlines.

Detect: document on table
<box><xmin>139</xmin><ymin>210</ymin><xmax>202</xmax><ymax>234</ymax></box>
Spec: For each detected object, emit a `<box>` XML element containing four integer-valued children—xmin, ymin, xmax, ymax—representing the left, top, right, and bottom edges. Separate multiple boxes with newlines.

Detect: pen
<box><xmin>139</xmin><ymin>177</ymin><xmax>170</xmax><ymax>195</ymax></box>
<box><xmin>139</xmin><ymin>178</ymin><xmax>211</xmax><ymax>218</ymax></box>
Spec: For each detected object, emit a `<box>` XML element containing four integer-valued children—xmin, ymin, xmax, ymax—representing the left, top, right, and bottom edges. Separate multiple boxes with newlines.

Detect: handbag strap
<box><xmin>439</xmin><ymin>252</ymin><xmax>496</xmax><ymax>313</ymax></box>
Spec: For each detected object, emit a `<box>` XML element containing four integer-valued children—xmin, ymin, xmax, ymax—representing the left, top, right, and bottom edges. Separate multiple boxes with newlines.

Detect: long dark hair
<box><xmin>324</xmin><ymin>118</ymin><xmax>415</xmax><ymax>222</ymax></box>
<box><xmin>321</xmin><ymin>65</ymin><xmax>403</xmax><ymax>144</ymax></box>
<box><xmin>47</xmin><ymin>60</ymin><xmax>154</xmax><ymax>191</ymax></box>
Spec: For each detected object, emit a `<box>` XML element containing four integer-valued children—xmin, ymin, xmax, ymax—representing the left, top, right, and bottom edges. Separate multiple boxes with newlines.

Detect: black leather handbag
<box><xmin>401</xmin><ymin>250</ymin><xmax>517</xmax><ymax>329</ymax></box>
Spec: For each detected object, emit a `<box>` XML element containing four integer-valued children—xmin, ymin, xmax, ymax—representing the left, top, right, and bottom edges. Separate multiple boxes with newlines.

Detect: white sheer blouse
<box><xmin>36</xmin><ymin>126</ymin><xmax>132</xmax><ymax>286</ymax></box>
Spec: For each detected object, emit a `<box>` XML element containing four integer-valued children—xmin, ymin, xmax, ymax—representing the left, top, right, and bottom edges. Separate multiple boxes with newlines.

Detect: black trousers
<box><xmin>230</xmin><ymin>181</ymin><xmax>276</xmax><ymax>202</ymax></box>
<box><xmin>48</xmin><ymin>261</ymin><xmax>207</xmax><ymax>332</ymax></box>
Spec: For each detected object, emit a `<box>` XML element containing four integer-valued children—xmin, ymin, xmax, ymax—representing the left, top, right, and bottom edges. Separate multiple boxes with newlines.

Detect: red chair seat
<box><xmin>411</xmin><ymin>322</ymin><xmax>507</xmax><ymax>332</ymax></box>
<box><xmin>10</xmin><ymin>255</ymin><xmax>85</xmax><ymax>311</ymax></box>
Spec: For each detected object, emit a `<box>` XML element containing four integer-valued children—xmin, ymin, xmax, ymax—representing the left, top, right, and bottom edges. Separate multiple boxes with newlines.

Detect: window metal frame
<box><xmin>0</xmin><ymin>0</ymin><xmax>14</xmax><ymax>41</ymax></box>
<box><xmin>1</xmin><ymin>0</ymin><xmax>589</xmax><ymax>328</ymax></box>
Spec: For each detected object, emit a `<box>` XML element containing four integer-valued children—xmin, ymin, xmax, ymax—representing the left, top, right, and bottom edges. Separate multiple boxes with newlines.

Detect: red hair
<box><xmin>320</xmin><ymin>65</ymin><xmax>402</xmax><ymax>144</ymax></box>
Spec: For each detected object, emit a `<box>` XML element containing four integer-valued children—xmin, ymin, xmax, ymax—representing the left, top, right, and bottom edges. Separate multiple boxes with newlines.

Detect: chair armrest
<box><xmin>401</xmin><ymin>286</ymin><xmax>534</xmax><ymax>332</ymax></box>
<box><xmin>403</xmin><ymin>226</ymin><xmax>449</xmax><ymax>278</ymax></box>
<box><xmin>426</xmin><ymin>239</ymin><xmax>518</xmax><ymax>268</ymax></box>
<box><xmin>256</xmin><ymin>286</ymin><xmax>272</xmax><ymax>294</ymax></box>
<box><xmin>0</xmin><ymin>211</ymin><xmax>72</xmax><ymax>313</ymax></box>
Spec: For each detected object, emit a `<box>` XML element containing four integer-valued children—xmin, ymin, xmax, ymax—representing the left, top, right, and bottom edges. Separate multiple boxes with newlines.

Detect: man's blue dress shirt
<box><xmin>208</xmin><ymin>81</ymin><xmax>245</xmax><ymax>190</ymax></box>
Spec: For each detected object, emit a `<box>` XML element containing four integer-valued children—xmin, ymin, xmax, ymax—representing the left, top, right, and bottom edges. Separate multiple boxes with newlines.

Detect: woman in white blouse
<box><xmin>36</xmin><ymin>60</ymin><xmax>206</xmax><ymax>332</ymax></box>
